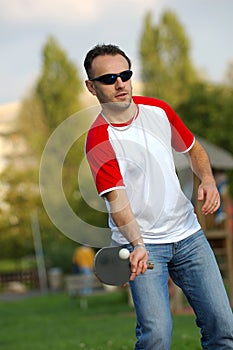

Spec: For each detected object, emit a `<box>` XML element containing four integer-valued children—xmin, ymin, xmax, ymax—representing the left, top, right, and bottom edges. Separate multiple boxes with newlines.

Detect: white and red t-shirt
<box><xmin>85</xmin><ymin>96</ymin><xmax>200</xmax><ymax>244</ymax></box>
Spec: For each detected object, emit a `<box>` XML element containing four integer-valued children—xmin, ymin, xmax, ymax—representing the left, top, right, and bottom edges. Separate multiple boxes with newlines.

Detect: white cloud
<box><xmin>0</xmin><ymin>0</ymin><xmax>101</xmax><ymax>22</ymax></box>
<box><xmin>0</xmin><ymin>0</ymin><xmax>160</xmax><ymax>23</ymax></box>
<box><xmin>2</xmin><ymin>0</ymin><xmax>232</xmax><ymax>105</ymax></box>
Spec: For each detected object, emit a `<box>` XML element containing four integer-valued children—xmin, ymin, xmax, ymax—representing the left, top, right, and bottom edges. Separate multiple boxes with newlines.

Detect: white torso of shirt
<box><xmin>104</xmin><ymin>104</ymin><xmax>200</xmax><ymax>244</ymax></box>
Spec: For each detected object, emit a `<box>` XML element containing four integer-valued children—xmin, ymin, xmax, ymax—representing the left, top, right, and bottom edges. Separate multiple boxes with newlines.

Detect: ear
<box><xmin>85</xmin><ymin>80</ymin><xmax>97</xmax><ymax>96</ymax></box>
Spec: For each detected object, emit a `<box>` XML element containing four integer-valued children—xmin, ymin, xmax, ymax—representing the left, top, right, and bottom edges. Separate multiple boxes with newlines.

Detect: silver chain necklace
<box><xmin>101</xmin><ymin>105</ymin><xmax>138</xmax><ymax>132</ymax></box>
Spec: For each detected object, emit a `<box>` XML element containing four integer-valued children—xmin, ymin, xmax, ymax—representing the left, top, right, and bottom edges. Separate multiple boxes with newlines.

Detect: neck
<box><xmin>102</xmin><ymin>102</ymin><xmax>136</xmax><ymax>124</ymax></box>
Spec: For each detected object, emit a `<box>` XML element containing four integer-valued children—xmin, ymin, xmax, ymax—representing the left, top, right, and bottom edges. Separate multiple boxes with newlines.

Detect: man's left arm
<box><xmin>188</xmin><ymin>140</ymin><xmax>220</xmax><ymax>215</ymax></box>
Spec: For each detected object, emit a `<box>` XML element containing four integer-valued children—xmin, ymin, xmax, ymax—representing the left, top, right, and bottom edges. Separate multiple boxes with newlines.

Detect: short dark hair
<box><xmin>84</xmin><ymin>44</ymin><xmax>131</xmax><ymax>79</ymax></box>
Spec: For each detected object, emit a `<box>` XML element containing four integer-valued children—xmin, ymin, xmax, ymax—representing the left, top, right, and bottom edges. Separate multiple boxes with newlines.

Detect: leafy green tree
<box><xmin>177</xmin><ymin>81</ymin><xmax>233</xmax><ymax>195</ymax></box>
<box><xmin>223</xmin><ymin>60</ymin><xmax>233</xmax><ymax>87</ymax></box>
<box><xmin>0</xmin><ymin>167</ymin><xmax>39</xmax><ymax>260</ymax></box>
<box><xmin>139</xmin><ymin>10</ymin><xmax>233</xmax><ymax>196</ymax></box>
<box><xmin>177</xmin><ymin>82</ymin><xmax>233</xmax><ymax>153</ymax></box>
<box><xmin>36</xmin><ymin>36</ymin><xmax>82</xmax><ymax>132</ymax></box>
<box><xmin>140</xmin><ymin>11</ymin><xmax>198</xmax><ymax>107</ymax></box>
<box><xmin>0</xmin><ymin>36</ymin><xmax>84</xmax><ymax>267</ymax></box>
<box><xmin>18</xmin><ymin>92</ymin><xmax>47</xmax><ymax>156</ymax></box>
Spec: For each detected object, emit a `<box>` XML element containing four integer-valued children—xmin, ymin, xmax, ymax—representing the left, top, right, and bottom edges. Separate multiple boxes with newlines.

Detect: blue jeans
<box><xmin>127</xmin><ymin>230</ymin><xmax>233</xmax><ymax>349</ymax></box>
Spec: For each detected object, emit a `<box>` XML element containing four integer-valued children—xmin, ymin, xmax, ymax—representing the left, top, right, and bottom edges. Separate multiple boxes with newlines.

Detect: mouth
<box><xmin>115</xmin><ymin>92</ymin><xmax>128</xmax><ymax>99</ymax></box>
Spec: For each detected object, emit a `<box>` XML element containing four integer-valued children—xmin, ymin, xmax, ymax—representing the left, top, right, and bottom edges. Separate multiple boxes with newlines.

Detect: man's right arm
<box><xmin>105</xmin><ymin>189</ymin><xmax>148</xmax><ymax>280</ymax></box>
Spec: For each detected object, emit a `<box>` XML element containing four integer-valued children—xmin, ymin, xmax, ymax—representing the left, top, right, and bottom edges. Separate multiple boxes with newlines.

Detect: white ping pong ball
<box><xmin>119</xmin><ymin>248</ymin><xmax>130</xmax><ymax>260</ymax></box>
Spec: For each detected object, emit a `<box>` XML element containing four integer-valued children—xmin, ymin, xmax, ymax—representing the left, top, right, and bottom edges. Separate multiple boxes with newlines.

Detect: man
<box><xmin>84</xmin><ymin>44</ymin><xmax>233</xmax><ymax>349</ymax></box>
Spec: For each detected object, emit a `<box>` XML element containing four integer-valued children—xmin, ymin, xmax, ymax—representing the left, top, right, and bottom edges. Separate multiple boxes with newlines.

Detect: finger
<box><xmin>202</xmin><ymin>197</ymin><xmax>214</xmax><ymax>214</ymax></box>
<box><xmin>129</xmin><ymin>272</ymin><xmax>136</xmax><ymax>281</ymax></box>
<box><xmin>198</xmin><ymin>186</ymin><xmax>204</xmax><ymax>201</ymax></box>
<box><xmin>129</xmin><ymin>260</ymin><xmax>144</xmax><ymax>280</ymax></box>
<box><xmin>129</xmin><ymin>256</ymin><xmax>139</xmax><ymax>280</ymax></box>
<box><xmin>130</xmin><ymin>258</ymin><xmax>138</xmax><ymax>274</ymax></box>
<box><xmin>209</xmin><ymin>198</ymin><xmax>221</xmax><ymax>214</ymax></box>
<box><xmin>129</xmin><ymin>249</ymin><xmax>149</xmax><ymax>280</ymax></box>
<box><xmin>200</xmin><ymin>187</ymin><xmax>217</xmax><ymax>212</ymax></box>
<box><xmin>141</xmin><ymin>260</ymin><xmax>148</xmax><ymax>274</ymax></box>
<box><xmin>132</xmin><ymin>260</ymin><xmax>142</xmax><ymax>276</ymax></box>
<box><xmin>203</xmin><ymin>196</ymin><xmax>220</xmax><ymax>215</ymax></box>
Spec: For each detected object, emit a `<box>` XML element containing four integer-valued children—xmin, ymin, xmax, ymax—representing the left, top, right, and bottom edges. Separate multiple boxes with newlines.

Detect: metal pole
<box><xmin>31</xmin><ymin>211</ymin><xmax>48</xmax><ymax>293</ymax></box>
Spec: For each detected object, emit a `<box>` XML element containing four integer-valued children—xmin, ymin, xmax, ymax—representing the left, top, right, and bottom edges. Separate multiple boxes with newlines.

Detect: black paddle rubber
<box><xmin>94</xmin><ymin>246</ymin><xmax>131</xmax><ymax>286</ymax></box>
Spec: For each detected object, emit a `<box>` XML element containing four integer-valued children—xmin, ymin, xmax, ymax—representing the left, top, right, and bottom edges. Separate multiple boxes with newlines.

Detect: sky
<box><xmin>1</xmin><ymin>0</ymin><xmax>233</xmax><ymax>105</ymax></box>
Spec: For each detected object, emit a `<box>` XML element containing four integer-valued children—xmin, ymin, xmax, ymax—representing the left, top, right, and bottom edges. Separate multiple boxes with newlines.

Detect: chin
<box><xmin>103</xmin><ymin>96</ymin><xmax>133</xmax><ymax>113</ymax></box>
<box><xmin>117</xmin><ymin>101</ymin><xmax>132</xmax><ymax>110</ymax></box>
<box><xmin>113</xmin><ymin>98</ymin><xmax>132</xmax><ymax>110</ymax></box>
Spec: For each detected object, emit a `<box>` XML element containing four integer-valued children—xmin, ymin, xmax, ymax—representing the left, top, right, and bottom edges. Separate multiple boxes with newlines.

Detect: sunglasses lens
<box><xmin>120</xmin><ymin>70</ymin><xmax>133</xmax><ymax>82</ymax></box>
<box><xmin>100</xmin><ymin>74</ymin><xmax>117</xmax><ymax>84</ymax></box>
<box><xmin>91</xmin><ymin>70</ymin><xmax>133</xmax><ymax>85</ymax></box>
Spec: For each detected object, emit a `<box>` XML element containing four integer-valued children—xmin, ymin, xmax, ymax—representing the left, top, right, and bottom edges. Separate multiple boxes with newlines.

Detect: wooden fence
<box><xmin>0</xmin><ymin>270</ymin><xmax>40</xmax><ymax>290</ymax></box>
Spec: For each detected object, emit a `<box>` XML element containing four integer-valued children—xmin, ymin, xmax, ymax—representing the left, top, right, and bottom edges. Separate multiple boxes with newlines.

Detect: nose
<box><xmin>115</xmin><ymin>76</ymin><xmax>125</xmax><ymax>89</ymax></box>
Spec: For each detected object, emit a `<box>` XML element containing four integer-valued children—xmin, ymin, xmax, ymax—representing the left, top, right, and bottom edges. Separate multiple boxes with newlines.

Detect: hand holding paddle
<box><xmin>94</xmin><ymin>246</ymin><xmax>154</xmax><ymax>286</ymax></box>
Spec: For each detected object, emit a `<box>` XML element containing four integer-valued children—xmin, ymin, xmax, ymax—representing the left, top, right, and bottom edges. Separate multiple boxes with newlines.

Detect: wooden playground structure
<box><xmin>171</xmin><ymin>138</ymin><xmax>233</xmax><ymax>312</ymax></box>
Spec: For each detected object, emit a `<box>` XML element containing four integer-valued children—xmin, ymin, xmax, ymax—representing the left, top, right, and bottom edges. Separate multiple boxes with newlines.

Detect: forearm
<box><xmin>105</xmin><ymin>189</ymin><xmax>148</xmax><ymax>280</ymax></box>
<box><xmin>105</xmin><ymin>189</ymin><xmax>144</xmax><ymax>246</ymax></box>
<box><xmin>189</xmin><ymin>140</ymin><xmax>215</xmax><ymax>184</ymax></box>
<box><xmin>188</xmin><ymin>140</ymin><xmax>220</xmax><ymax>214</ymax></box>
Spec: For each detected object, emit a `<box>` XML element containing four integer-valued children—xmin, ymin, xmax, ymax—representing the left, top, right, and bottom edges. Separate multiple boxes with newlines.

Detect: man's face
<box><xmin>86</xmin><ymin>54</ymin><xmax>133</xmax><ymax>111</ymax></box>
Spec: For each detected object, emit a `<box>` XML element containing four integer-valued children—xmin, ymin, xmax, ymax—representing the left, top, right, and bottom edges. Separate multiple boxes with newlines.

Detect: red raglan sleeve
<box><xmin>85</xmin><ymin>116</ymin><xmax>125</xmax><ymax>196</ymax></box>
<box><xmin>133</xmin><ymin>96</ymin><xmax>195</xmax><ymax>153</ymax></box>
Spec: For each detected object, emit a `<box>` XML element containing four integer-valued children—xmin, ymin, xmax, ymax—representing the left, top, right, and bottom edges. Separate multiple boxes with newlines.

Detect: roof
<box><xmin>173</xmin><ymin>136</ymin><xmax>233</xmax><ymax>170</ymax></box>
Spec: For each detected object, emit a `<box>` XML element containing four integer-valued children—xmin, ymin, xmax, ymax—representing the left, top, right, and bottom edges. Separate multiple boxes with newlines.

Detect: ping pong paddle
<box><xmin>94</xmin><ymin>246</ymin><xmax>154</xmax><ymax>286</ymax></box>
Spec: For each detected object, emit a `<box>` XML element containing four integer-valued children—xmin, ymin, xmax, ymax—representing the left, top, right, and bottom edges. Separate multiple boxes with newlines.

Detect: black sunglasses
<box><xmin>89</xmin><ymin>70</ymin><xmax>133</xmax><ymax>85</ymax></box>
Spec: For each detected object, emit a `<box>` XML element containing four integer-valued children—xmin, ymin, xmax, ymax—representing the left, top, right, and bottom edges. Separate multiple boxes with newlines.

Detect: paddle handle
<box><xmin>147</xmin><ymin>262</ymin><xmax>154</xmax><ymax>269</ymax></box>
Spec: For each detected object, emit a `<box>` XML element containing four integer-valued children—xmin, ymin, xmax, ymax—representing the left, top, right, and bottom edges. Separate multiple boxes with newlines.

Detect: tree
<box><xmin>139</xmin><ymin>11</ymin><xmax>198</xmax><ymax>107</ymax></box>
<box><xmin>177</xmin><ymin>82</ymin><xmax>233</xmax><ymax>154</ymax></box>
<box><xmin>36</xmin><ymin>36</ymin><xmax>82</xmax><ymax>132</ymax></box>
<box><xmin>0</xmin><ymin>166</ymin><xmax>40</xmax><ymax>260</ymax></box>
<box><xmin>177</xmin><ymin>81</ymin><xmax>233</xmax><ymax>195</ymax></box>
<box><xmin>18</xmin><ymin>93</ymin><xmax>47</xmax><ymax>156</ymax></box>
<box><xmin>0</xmin><ymin>36</ymin><xmax>84</xmax><ymax>267</ymax></box>
<box><xmin>139</xmin><ymin>10</ymin><xmax>233</xmax><ymax>196</ymax></box>
<box><xmin>223</xmin><ymin>60</ymin><xmax>233</xmax><ymax>87</ymax></box>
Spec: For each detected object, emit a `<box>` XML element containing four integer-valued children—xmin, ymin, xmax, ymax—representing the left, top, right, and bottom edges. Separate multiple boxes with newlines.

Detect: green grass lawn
<box><xmin>0</xmin><ymin>291</ymin><xmax>201</xmax><ymax>350</ymax></box>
